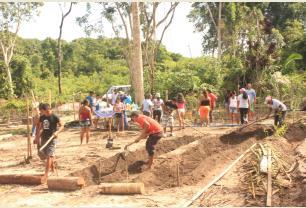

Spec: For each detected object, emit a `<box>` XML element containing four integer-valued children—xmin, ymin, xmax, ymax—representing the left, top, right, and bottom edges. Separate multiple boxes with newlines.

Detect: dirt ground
<box><xmin>0</xmin><ymin>115</ymin><xmax>305</xmax><ymax>207</ymax></box>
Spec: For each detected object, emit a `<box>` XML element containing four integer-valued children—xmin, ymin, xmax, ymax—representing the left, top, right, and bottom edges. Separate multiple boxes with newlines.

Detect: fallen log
<box><xmin>100</xmin><ymin>182</ymin><xmax>145</xmax><ymax>195</ymax></box>
<box><xmin>0</xmin><ymin>173</ymin><xmax>44</xmax><ymax>185</ymax></box>
<box><xmin>47</xmin><ymin>177</ymin><xmax>85</xmax><ymax>191</ymax></box>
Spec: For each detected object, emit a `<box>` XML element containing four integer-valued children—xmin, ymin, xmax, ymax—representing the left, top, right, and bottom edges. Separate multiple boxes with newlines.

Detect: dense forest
<box><xmin>0</xmin><ymin>2</ymin><xmax>305</xmax><ymax>109</ymax></box>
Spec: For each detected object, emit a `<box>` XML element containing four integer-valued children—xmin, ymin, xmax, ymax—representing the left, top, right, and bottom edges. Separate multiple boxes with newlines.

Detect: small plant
<box><xmin>274</xmin><ymin>123</ymin><xmax>288</xmax><ymax>137</ymax></box>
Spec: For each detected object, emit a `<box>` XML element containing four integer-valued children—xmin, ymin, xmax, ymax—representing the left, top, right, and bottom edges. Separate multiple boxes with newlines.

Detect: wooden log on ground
<box><xmin>100</xmin><ymin>183</ymin><xmax>145</xmax><ymax>195</ymax></box>
<box><xmin>0</xmin><ymin>173</ymin><xmax>44</xmax><ymax>185</ymax></box>
<box><xmin>47</xmin><ymin>177</ymin><xmax>85</xmax><ymax>191</ymax></box>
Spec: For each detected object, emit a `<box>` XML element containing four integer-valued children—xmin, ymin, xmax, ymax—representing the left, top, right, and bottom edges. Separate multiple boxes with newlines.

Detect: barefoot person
<box><xmin>177</xmin><ymin>93</ymin><xmax>186</xmax><ymax>129</ymax></box>
<box><xmin>125</xmin><ymin>112</ymin><xmax>163</xmax><ymax>170</ymax></box>
<box><xmin>79</xmin><ymin>99</ymin><xmax>92</xmax><ymax>144</ymax></box>
<box><xmin>265</xmin><ymin>96</ymin><xmax>287</xmax><ymax>127</ymax></box>
<box><xmin>35</xmin><ymin>103</ymin><xmax>64</xmax><ymax>179</ymax></box>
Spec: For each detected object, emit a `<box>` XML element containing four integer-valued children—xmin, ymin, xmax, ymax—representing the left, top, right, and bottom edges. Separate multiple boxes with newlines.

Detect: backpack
<box><xmin>242</xmin><ymin>91</ymin><xmax>248</xmax><ymax>99</ymax></box>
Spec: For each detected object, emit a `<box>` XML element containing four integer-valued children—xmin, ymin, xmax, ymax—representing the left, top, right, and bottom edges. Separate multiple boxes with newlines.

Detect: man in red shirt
<box><xmin>125</xmin><ymin>111</ymin><xmax>163</xmax><ymax>170</ymax></box>
<box><xmin>207</xmin><ymin>89</ymin><xmax>217</xmax><ymax>123</ymax></box>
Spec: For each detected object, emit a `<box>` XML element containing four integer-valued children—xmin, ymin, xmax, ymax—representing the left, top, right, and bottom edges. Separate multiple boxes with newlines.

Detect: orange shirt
<box><xmin>208</xmin><ymin>93</ymin><xmax>217</xmax><ymax>108</ymax></box>
<box><xmin>134</xmin><ymin>115</ymin><xmax>163</xmax><ymax>135</ymax></box>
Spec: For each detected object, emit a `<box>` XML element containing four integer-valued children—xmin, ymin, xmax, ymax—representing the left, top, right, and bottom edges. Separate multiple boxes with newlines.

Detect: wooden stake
<box><xmin>177</xmin><ymin>162</ymin><xmax>180</xmax><ymax>187</ymax></box>
<box><xmin>26</xmin><ymin>98</ymin><xmax>32</xmax><ymax>158</ymax></box>
<box><xmin>73</xmin><ymin>94</ymin><xmax>76</xmax><ymax>121</ymax></box>
<box><xmin>165</xmin><ymin>90</ymin><xmax>168</xmax><ymax>101</ymax></box>
<box><xmin>266</xmin><ymin>148</ymin><xmax>272</xmax><ymax>207</ymax></box>
<box><xmin>48</xmin><ymin>90</ymin><xmax>52</xmax><ymax>107</ymax></box>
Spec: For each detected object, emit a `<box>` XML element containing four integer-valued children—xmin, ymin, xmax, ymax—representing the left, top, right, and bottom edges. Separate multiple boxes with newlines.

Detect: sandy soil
<box><xmin>0</xmin><ymin>116</ymin><xmax>305</xmax><ymax>207</ymax></box>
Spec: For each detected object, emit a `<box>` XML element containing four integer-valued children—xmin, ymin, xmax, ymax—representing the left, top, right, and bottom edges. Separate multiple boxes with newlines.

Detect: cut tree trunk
<box><xmin>47</xmin><ymin>176</ymin><xmax>85</xmax><ymax>191</ymax></box>
<box><xmin>99</xmin><ymin>182</ymin><xmax>145</xmax><ymax>195</ymax></box>
<box><xmin>0</xmin><ymin>173</ymin><xmax>44</xmax><ymax>185</ymax></box>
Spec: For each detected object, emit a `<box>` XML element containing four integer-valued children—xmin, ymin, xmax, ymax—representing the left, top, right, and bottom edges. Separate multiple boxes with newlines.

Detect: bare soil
<box><xmin>0</xmin><ymin>117</ymin><xmax>305</xmax><ymax>207</ymax></box>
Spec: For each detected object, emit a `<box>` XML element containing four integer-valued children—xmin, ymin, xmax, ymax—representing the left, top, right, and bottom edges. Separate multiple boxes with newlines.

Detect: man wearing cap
<box><xmin>125</xmin><ymin>112</ymin><xmax>163</xmax><ymax>170</ymax></box>
<box><xmin>152</xmin><ymin>93</ymin><xmax>164</xmax><ymax>123</ymax></box>
<box><xmin>265</xmin><ymin>96</ymin><xmax>287</xmax><ymax>126</ymax></box>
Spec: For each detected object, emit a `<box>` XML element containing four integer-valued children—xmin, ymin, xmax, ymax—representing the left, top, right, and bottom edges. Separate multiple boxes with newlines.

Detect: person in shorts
<box><xmin>161</xmin><ymin>98</ymin><xmax>178</xmax><ymax>136</ymax></box>
<box><xmin>152</xmin><ymin>93</ymin><xmax>164</xmax><ymax>123</ymax></box>
<box><xmin>237</xmin><ymin>88</ymin><xmax>250</xmax><ymax>124</ymax></box>
<box><xmin>199</xmin><ymin>90</ymin><xmax>211</xmax><ymax>127</ymax></box>
<box><xmin>177</xmin><ymin>93</ymin><xmax>186</xmax><ymax>129</ymax></box>
<box><xmin>113</xmin><ymin>97</ymin><xmax>124</xmax><ymax>132</ymax></box>
<box><xmin>229</xmin><ymin>91</ymin><xmax>239</xmax><ymax>124</ymax></box>
<box><xmin>207</xmin><ymin>89</ymin><xmax>217</xmax><ymax>123</ymax></box>
<box><xmin>35</xmin><ymin>103</ymin><xmax>64</xmax><ymax>179</ymax></box>
<box><xmin>79</xmin><ymin>99</ymin><xmax>92</xmax><ymax>144</ymax></box>
<box><xmin>126</xmin><ymin>112</ymin><xmax>163</xmax><ymax>170</ymax></box>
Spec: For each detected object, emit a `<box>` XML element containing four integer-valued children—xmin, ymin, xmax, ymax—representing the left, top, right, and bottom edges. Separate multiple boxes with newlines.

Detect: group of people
<box><xmin>30</xmin><ymin>83</ymin><xmax>288</xmax><ymax>177</ymax></box>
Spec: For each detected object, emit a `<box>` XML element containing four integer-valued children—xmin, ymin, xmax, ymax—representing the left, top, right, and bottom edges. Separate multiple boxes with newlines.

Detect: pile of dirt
<box><xmin>284</xmin><ymin>121</ymin><xmax>306</xmax><ymax>142</ymax></box>
<box><xmin>219</xmin><ymin>124</ymin><xmax>274</xmax><ymax>145</ymax></box>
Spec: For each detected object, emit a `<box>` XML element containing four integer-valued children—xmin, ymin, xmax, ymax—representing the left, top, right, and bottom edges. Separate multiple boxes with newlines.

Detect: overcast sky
<box><xmin>18</xmin><ymin>2</ymin><xmax>203</xmax><ymax>58</ymax></box>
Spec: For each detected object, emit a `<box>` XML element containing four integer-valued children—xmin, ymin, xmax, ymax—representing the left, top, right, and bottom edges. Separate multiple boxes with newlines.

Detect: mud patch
<box><xmin>284</xmin><ymin>121</ymin><xmax>306</xmax><ymax>142</ymax></box>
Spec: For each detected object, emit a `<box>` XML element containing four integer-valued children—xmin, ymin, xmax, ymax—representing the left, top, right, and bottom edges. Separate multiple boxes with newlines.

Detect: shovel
<box><xmin>238</xmin><ymin>115</ymin><xmax>273</xmax><ymax>132</ymax></box>
<box><xmin>39</xmin><ymin>135</ymin><xmax>55</xmax><ymax>152</ymax></box>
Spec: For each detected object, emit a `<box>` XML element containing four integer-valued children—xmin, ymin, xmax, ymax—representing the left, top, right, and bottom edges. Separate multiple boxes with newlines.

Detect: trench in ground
<box><xmin>71</xmin><ymin>124</ymin><xmax>274</xmax><ymax>190</ymax></box>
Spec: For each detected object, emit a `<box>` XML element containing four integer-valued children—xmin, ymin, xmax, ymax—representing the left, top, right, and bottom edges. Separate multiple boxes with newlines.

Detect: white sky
<box><xmin>18</xmin><ymin>2</ymin><xmax>203</xmax><ymax>58</ymax></box>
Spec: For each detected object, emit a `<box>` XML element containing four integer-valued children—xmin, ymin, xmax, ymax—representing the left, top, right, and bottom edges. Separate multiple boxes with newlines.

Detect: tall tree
<box><xmin>0</xmin><ymin>2</ymin><xmax>42</xmax><ymax>97</ymax></box>
<box><xmin>131</xmin><ymin>2</ymin><xmax>144</xmax><ymax>105</ymax></box>
<box><xmin>57</xmin><ymin>2</ymin><xmax>73</xmax><ymax>95</ymax></box>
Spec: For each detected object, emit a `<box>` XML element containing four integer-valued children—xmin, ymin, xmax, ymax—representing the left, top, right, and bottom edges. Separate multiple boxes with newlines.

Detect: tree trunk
<box><xmin>57</xmin><ymin>40</ymin><xmax>62</xmax><ymax>95</ymax></box>
<box><xmin>131</xmin><ymin>2</ymin><xmax>144</xmax><ymax>105</ymax></box>
<box><xmin>217</xmin><ymin>2</ymin><xmax>222</xmax><ymax>59</ymax></box>
<box><xmin>4</xmin><ymin>65</ymin><xmax>14</xmax><ymax>97</ymax></box>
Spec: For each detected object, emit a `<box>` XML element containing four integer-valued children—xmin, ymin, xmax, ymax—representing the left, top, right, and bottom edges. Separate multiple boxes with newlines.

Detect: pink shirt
<box><xmin>177</xmin><ymin>102</ymin><xmax>185</xmax><ymax>109</ymax></box>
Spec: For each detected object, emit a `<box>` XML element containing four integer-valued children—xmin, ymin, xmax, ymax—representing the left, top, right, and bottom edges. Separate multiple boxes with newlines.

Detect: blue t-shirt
<box><xmin>124</xmin><ymin>96</ymin><xmax>132</xmax><ymax>104</ymax></box>
<box><xmin>246</xmin><ymin>89</ymin><xmax>256</xmax><ymax>103</ymax></box>
<box><xmin>86</xmin><ymin>95</ymin><xmax>94</xmax><ymax>107</ymax></box>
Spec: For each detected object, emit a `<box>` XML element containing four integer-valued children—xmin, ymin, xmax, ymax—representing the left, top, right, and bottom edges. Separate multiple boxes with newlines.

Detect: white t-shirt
<box><xmin>271</xmin><ymin>99</ymin><xmax>287</xmax><ymax>111</ymax></box>
<box><xmin>238</xmin><ymin>94</ymin><xmax>249</xmax><ymax>108</ymax></box>
<box><xmin>153</xmin><ymin>98</ymin><xmax>164</xmax><ymax>110</ymax></box>
<box><xmin>229</xmin><ymin>96</ymin><xmax>237</xmax><ymax>108</ymax></box>
<box><xmin>142</xmin><ymin>99</ymin><xmax>153</xmax><ymax>112</ymax></box>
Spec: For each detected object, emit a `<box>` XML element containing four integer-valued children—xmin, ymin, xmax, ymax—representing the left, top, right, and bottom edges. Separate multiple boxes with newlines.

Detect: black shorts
<box><xmin>115</xmin><ymin>113</ymin><xmax>123</xmax><ymax>118</ymax></box>
<box><xmin>143</xmin><ymin>111</ymin><xmax>151</xmax><ymax>117</ymax></box>
<box><xmin>146</xmin><ymin>132</ymin><xmax>163</xmax><ymax>156</ymax></box>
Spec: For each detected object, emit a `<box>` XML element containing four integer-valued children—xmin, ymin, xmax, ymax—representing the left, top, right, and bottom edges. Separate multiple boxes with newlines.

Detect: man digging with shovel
<box><xmin>125</xmin><ymin>112</ymin><xmax>163</xmax><ymax>171</ymax></box>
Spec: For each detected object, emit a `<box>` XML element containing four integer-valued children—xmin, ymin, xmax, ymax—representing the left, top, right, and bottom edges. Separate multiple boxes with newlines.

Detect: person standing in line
<box><xmin>228</xmin><ymin>91</ymin><xmax>239</xmax><ymax>125</ymax></box>
<box><xmin>161</xmin><ymin>98</ymin><xmax>178</xmax><ymax>136</ymax></box>
<box><xmin>224</xmin><ymin>90</ymin><xmax>231</xmax><ymax>119</ymax></box>
<box><xmin>264</xmin><ymin>96</ymin><xmax>287</xmax><ymax>127</ymax></box>
<box><xmin>141</xmin><ymin>93</ymin><xmax>153</xmax><ymax>117</ymax></box>
<box><xmin>245</xmin><ymin>83</ymin><xmax>256</xmax><ymax>121</ymax></box>
<box><xmin>113</xmin><ymin>97</ymin><xmax>125</xmax><ymax>132</ymax></box>
<box><xmin>237</xmin><ymin>88</ymin><xmax>250</xmax><ymax>124</ymax></box>
<box><xmin>111</xmin><ymin>90</ymin><xmax>118</xmax><ymax>105</ymax></box>
<box><xmin>35</xmin><ymin>103</ymin><xmax>64</xmax><ymax>179</ymax></box>
<box><xmin>199</xmin><ymin>90</ymin><xmax>211</xmax><ymax>127</ymax></box>
<box><xmin>152</xmin><ymin>93</ymin><xmax>164</xmax><ymax>123</ymax></box>
<box><xmin>177</xmin><ymin>93</ymin><xmax>186</xmax><ymax>129</ymax></box>
<box><xmin>207</xmin><ymin>89</ymin><xmax>217</xmax><ymax>123</ymax></box>
<box><xmin>79</xmin><ymin>99</ymin><xmax>92</xmax><ymax>144</ymax></box>
<box><xmin>86</xmin><ymin>91</ymin><xmax>95</xmax><ymax>111</ymax></box>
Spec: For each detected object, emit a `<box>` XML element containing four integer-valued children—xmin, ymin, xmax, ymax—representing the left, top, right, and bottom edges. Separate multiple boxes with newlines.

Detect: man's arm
<box><xmin>34</xmin><ymin>121</ymin><xmax>42</xmax><ymax>144</ymax></box>
<box><xmin>266</xmin><ymin>107</ymin><xmax>272</xmax><ymax>118</ymax></box>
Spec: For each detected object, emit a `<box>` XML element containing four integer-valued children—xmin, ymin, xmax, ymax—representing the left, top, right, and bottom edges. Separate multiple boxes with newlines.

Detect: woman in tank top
<box><xmin>79</xmin><ymin>99</ymin><xmax>92</xmax><ymax>144</ymax></box>
<box><xmin>177</xmin><ymin>93</ymin><xmax>186</xmax><ymax>129</ymax></box>
<box><xmin>199</xmin><ymin>90</ymin><xmax>211</xmax><ymax>127</ymax></box>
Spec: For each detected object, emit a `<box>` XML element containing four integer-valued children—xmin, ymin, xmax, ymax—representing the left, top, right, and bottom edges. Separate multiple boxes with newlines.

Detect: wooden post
<box><xmin>47</xmin><ymin>177</ymin><xmax>85</xmax><ymax>191</ymax></box>
<box><xmin>99</xmin><ymin>183</ymin><xmax>145</xmax><ymax>195</ymax></box>
<box><xmin>73</xmin><ymin>94</ymin><xmax>76</xmax><ymax>121</ymax></box>
<box><xmin>177</xmin><ymin>162</ymin><xmax>180</xmax><ymax>187</ymax></box>
<box><xmin>48</xmin><ymin>90</ymin><xmax>52</xmax><ymax>107</ymax></box>
<box><xmin>26</xmin><ymin>98</ymin><xmax>32</xmax><ymax>158</ymax></box>
<box><xmin>0</xmin><ymin>173</ymin><xmax>44</xmax><ymax>185</ymax></box>
<box><xmin>165</xmin><ymin>90</ymin><xmax>168</xmax><ymax>101</ymax></box>
<box><xmin>266</xmin><ymin>148</ymin><xmax>272</xmax><ymax>207</ymax></box>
